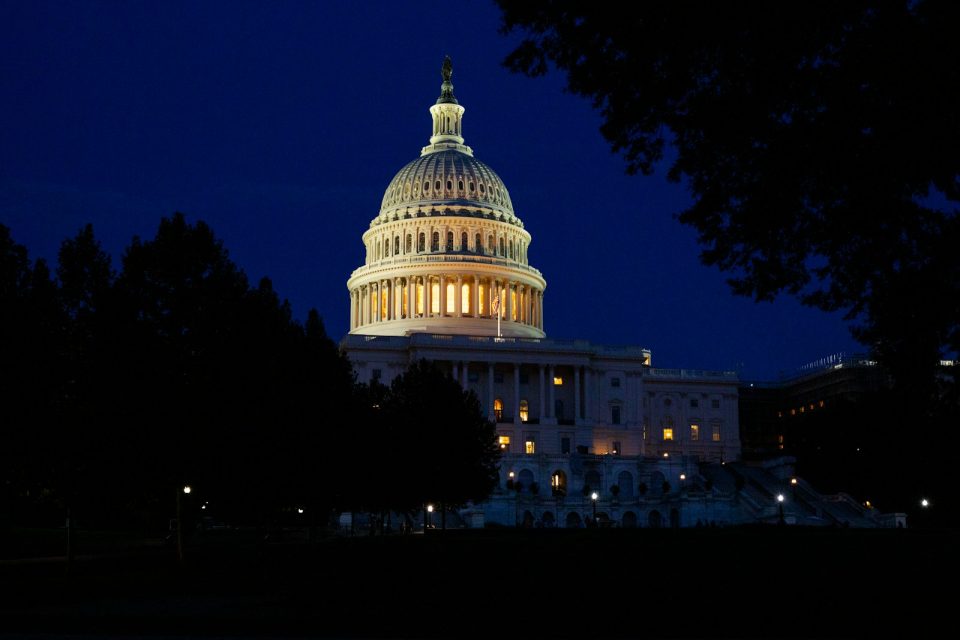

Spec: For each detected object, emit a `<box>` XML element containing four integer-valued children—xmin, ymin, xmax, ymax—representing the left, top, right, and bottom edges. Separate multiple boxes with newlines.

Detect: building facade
<box><xmin>342</xmin><ymin>59</ymin><xmax>896</xmax><ymax>528</ymax></box>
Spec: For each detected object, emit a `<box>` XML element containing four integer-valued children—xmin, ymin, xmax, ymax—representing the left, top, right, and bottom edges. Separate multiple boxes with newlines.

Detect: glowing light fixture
<box><xmin>183</xmin><ymin>485</ymin><xmax>192</xmax><ymax>494</ymax></box>
<box><xmin>921</xmin><ymin>498</ymin><xmax>930</xmax><ymax>508</ymax></box>
<box><xmin>776</xmin><ymin>493</ymin><xmax>785</xmax><ymax>503</ymax></box>
<box><xmin>590</xmin><ymin>492</ymin><xmax>598</xmax><ymax>501</ymax></box>
<box><xmin>679</xmin><ymin>474</ymin><xmax>686</xmax><ymax>481</ymax></box>
<box><xmin>298</xmin><ymin>508</ymin><xmax>304</xmax><ymax>514</ymax></box>
<box><xmin>427</xmin><ymin>504</ymin><xmax>434</xmax><ymax>513</ymax></box>
<box><xmin>790</xmin><ymin>478</ymin><xmax>798</xmax><ymax>485</ymax></box>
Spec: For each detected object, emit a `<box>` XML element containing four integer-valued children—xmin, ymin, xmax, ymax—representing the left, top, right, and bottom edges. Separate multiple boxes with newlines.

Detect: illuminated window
<box><xmin>446</xmin><ymin>282</ymin><xmax>455</xmax><ymax>313</ymax></box>
<box><xmin>690</xmin><ymin>424</ymin><xmax>700</xmax><ymax>441</ymax></box>
<box><xmin>611</xmin><ymin>377</ymin><xmax>621</xmax><ymax>388</ymax></box>
<box><xmin>553</xmin><ymin>376</ymin><xmax>563</xmax><ymax>386</ymax></box>
<box><xmin>711</xmin><ymin>399</ymin><xmax>720</xmax><ymax>409</ymax></box>
<box><xmin>519</xmin><ymin>399</ymin><xmax>529</xmax><ymax>423</ymax></box>
<box><xmin>461</xmin><ymin>283</ymin><xmax>470</xmax><ymax>314</ymax></box>
<box><xmin>712</xmin><ymin>425</ymin><xmax>721</xmax><ymax>442</ymax></box>
<box><xmin>551</xmin><ymin>471</ymin><xmax>567</xmax><ymax>494</ymax></box>
<box><xmin>498</xmin><ymin>435</ymin><xmax>510</xmax><ymax>450</ymax></box>
<box><xmin>494</xmin><ymin>398</ymin><xmax>503</xmax><ymax>422</ymax></box>
<box><xmin>611</xmin><ymin>405</ymin><xmax>621</xmax><ymax>425</ymax></box>
<box><xmin>611</xmin><ymin>441</ymin><xmax>621</xmax><ymax>455</ymax></box>
<box><xmin>525</xmin><ymin>439</ymin><xmax>535</xmax><ymax>455</ymax></box>
<box><xmin>777</xmin><ymin>434</ymin><xmax>784</xmax><ymax>450</ymax></box>
<box><xmin>790</xmin><ymin>408</ymin><xmax>796</xmax><ymax>416</ymax></box>
<box><xmin>431</xmin><ymin>281</ymin><xmax>440</xmax><ymax>314</ymax></box>
<box><xmin>663</xmin><ymin>428</ymin><xmax>674</xmax><ymax>441</ymax></box>
<box><xmin>819</xmin><ymin>400</ymin><xmax>825</xmax><ymax>408</ymax></box>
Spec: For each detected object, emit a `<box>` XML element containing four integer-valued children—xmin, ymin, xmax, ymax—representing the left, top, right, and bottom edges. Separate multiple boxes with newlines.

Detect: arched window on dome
<box><xmin>487</xmin><ymin>235</ymin><xmax>494</xmax><ymax>254</ymax></box>
<box><xmin>405</xmin><ymin>234</ymin><xmax>412</xmax><ymax>254</ymax></box>
<box><xmin>469</xmin><ymin>182</ymin><xmax>475</xmax><ymax>193</ymax></box>
<box><xmin>479</xmin><ymin>183</ymin><xmax>485</xmax><ymax>194</ymax></box>
<box><xmin>418</xmin><ymin>233</ymin><xmax>425</xmax><ymax>253</ymax></box>
<box><xmin>446</xmin><ymin>231</ymin><xmax>453</xmax><ymax>252</ymax></box>
<box><xmin>499</xmin><ymin>237</ymin><xmax>505</xmax><ymax>257</ymax></box>
<box><xmin>475</xmin><ymin>233</ymin><xmax>481</xmax><ymax>253</ymax></box>
<box><xmin>458</xmin><ymin>180</ymin><xmax>464</xmax><ymax>191</ymax></box>
<box><xmin>460</xmin><ymin>232</ymin><xmax>467</xmax><ymax>252</ymax></box>
<box><xmin>509</xmin><ymin>240</ymin><xmax>514</xmax><ymax>260</ymax></box>
<box><xmin>383</xmin><ymin>238</ymin><xmax>389</xmax><ymax>257</ymax></box>
<box><xmin>435</xmin><ymin>180</ymin><xmax>441</xmax><ymax>191</ymax></box>
<box><xmin>376</xmin><ymin>244</ymin><xmax>380</xmax><ymax>261</ymax></box>
<box><xmin>394</xmin><ymin>236</ymin><xmax>400</xmax><ymax>255</ymax></box>
<box><xmin>424</xmin><ymin>181</ymin><xmax>430</xmax><ymax>193</ymax></box>
<box><xmin>431</xmin><ymin>232</ymin><xmax>439</xmax><ymax>252</ymax></box>
<box><xmin>446</xmin><ymin>180</ymin><xmax>453</xmax><ymax>191</ymax></box>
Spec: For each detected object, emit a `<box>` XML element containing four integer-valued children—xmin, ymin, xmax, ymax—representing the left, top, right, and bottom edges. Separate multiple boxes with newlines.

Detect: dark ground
<box><xmin>0</xmin><ymin>526</ymin><xmax>954</xmax><ymax>638</ymax></box>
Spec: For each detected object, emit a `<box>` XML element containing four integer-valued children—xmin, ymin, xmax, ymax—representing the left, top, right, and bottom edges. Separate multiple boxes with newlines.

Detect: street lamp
<box><xmin>176</xmin><ymin>484</ymin><xmax>191</xmax><ymax>563</ymax></box>
<box><xmin>426</xmin><ymin>504</ymin><xmax>434</xmax><ymax>530</ymax></box>
<box><xmin>776</xmin><ymin>493</ymin><xmax>785</xmax><ymax>525</ymax></box>
<box><xmin>920</xmin><ymin>498</ymin><xmax>930</xmax><ymax>508</ymax></box>
<box><xmin>590</xmin><ymin>491</ymin><xmax>598</xmax><ymax>524</ymax></box>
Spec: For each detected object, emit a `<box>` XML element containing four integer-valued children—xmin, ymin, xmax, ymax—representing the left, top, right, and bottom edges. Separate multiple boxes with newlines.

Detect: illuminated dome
<box><xmin>347</xmin><ymin>57</ymin><xmax>546</xmax><ymax>339</ymax></box>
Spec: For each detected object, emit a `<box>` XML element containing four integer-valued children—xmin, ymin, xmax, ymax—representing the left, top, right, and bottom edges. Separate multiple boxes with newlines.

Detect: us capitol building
<box><xmin>341</xmin><ymin>59</ymin><xmax>898</xmax><ymax>529</ymax></box>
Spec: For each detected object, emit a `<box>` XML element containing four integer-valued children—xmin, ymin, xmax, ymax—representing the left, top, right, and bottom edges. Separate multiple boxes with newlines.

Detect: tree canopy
<box><xmin>498</xmin><ymin>1</ymin><xmax>959</xmax><ymax>397</ymax></box>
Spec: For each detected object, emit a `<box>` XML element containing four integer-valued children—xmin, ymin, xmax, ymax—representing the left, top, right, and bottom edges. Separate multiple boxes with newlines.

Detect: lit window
<box><xmin>663</xmin><ymin>428</ymin><xmax>674</xmax><ymax>441</ymax></box>
<box><xmin>498</xmin><ymin>435</ymin><xmax>510</xmax><ymax>450</ymax></box>
<box><xmin>790</xmin><ymin>408</ymin><xmax>796</xmax><ymax>416</ymax></box>
<box><xmin>712</xmin><ymin>425</ymin><xmax>721</xmax><ymax>442</ymax></box>
<box><xmin>494</xmin><ymin>398</ymin><xmax>503</xmax><ymax>422</ymax></box>
<box><xmin>819</xmin><ymin>400</ymin><xmax>825</xmax><ymax>408</ymax></box>
<box><xmin>553</xmin><ymin>376</ymin><xmax>563</xmax><ymax>386</ymax></box>
<box><xmin>611</xmin><ymin>405</ymin><xmax>621</xmax><ymax>425</ymax></box>
<box><xmin>690</xmin><ymin>424</ymin><xmax>700</xmax><ymax>441</ymax></box>
<box><xmin>611</xmin><ymin>377</ymin><xmax>621</xmax><ymax>388</ymax></box>
<box><xmin>519</xmin><ymin>399</ymin><xmax>529</xmax><ymax>423</ymax></box>
<box><xmin>611</xmin><ymin>441</ymin><xmax>621</xmax><ymax>455</ymax></box>
<box><xmin>525</xmin><ymin>439</ymin><xmax>535</xmax><ymax>455</ymax></box>
<box><xmin>711</xmin><ymin>399</ymin><xmax>720</xmax><ymax>409</ymax></box>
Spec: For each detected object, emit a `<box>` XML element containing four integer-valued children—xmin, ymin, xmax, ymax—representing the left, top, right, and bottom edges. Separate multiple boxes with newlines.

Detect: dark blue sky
<box><xmin>0</xmin><ymin>0</ymin><xmax>862</xmax><ymax>380</ymax></box>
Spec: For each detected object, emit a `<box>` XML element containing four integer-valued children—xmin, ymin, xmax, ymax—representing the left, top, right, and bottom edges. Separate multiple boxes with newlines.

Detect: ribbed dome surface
<box><xmin>380</xmin><ymin>149</ymin><xmax>514</xmax><ymax>217</ymax></box>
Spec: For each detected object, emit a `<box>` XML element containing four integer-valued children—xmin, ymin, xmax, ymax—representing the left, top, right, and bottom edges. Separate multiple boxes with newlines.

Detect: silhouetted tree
<box><xmin>379</xmin><ymin>360</ymin><xmax>500</xmax><ymax>520</ymax></box>
<box><xmin>499</xmin><ymin>1</ymin><xmax>959</xmax><ymax>399</ymax></box>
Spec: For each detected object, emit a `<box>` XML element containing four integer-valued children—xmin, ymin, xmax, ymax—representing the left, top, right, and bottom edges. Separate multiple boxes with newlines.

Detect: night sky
<box><xmin>0</xmin><ymin>0</ymin><xmax>862</xmax><ymax>380</ymax></box>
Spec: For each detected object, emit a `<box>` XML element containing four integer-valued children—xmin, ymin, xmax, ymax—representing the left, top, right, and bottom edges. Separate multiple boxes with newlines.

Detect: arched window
<box><xmin>384</xmin><ymin>238</ymin><xmax>390</xmax><ymax>257</ymax></box>
<box><xmin>446</xmin><ymin>231</ymin><xmax>453</xmax><ymax>252</ymax></box>
<box><xmin>519</xmin><ymin>399</ymin><xmax>529</xmax><ymax>423</ymax></box>
<box><xmin>475</xmin><ymin>233</ymin><xmax>482</xmax><ymax>253</ymax></box>
<box><xmin>431</xmin><ymin>232</ymin><xmax>439</xmax><ymax>252</ymax></box>
<box><xmin>424</xmin><ymin>180</ymin><xmax>430</xmax><ymax>192</ymax></box>
<box><xmin>418</xmin><ymin>232</ymin><xmax>425</xmax><ymax>252</ymax></box>
<box><xmin>494</xmin><ymin>398</ymin><xmax>503</xmax><ymax>422</ymax></box>
<box><xmin>405</xmin><ymin>234</ymin><xmax>412</xmax><ymax>253</ymax></box>
<box><xmin>488</xmin><ymin>235</ymin><xmax>494</xmax><ymax>253</ymax></box>
<box><xmin>376</xmin><ymin>244</ymin><xmax>380</xmax><ymax>260</ymax></box>
<box><xmin>446</xmin><ymin>180</ymin><xmax>453</xmax><ymax>191</ymax></box>
<box><xmin>458</xmin><ymin>180</ymin><xmax>464</xmax><ymax>191</ymax></box>
<box><xmin>551</xmin><ymin>470</ymin><xmax>567</xmax><ymax>496</ymax></box>
<box><xmin>461</xmin><ymin>232</ymin><xmax>468</xmax><ymax>251</ymax></box>
<box><xmin>394</xmin><ymin>236</ymin><xmax>400</xmax><ymax>255</ymax></box>
<box><xmin>509</xmin><ymin>240</ymin><xmax>514</xmax><ymax>259</ymax></box>
<box><xmin>499</xmin><ymin>237</ymin><xmax>505</xmax><ymax>256</ymax></box>
<box><xmin>435</xmin><ymin>180</ymin><xmax>441</xmax><ymax>191</ymax></box>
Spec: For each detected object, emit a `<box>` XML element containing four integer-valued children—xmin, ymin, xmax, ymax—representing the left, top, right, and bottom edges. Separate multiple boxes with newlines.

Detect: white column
<box><xmin>439</xmin><ymin>274</ymin><xmax>447</xmax><ymax>316</ymax></box>
<box><xmin>425</xmin><ymin>276</ymin><xmax>432</xmax><ymax>317</ymax></box>
<box><xmin>513</xmin><ymin>363</ymin><xmax>521</xmax><ymax>424</ymax></box>
<box><xmin>538</xmin><ymin>365</ymin><xmax>545</xmax><ymax>421</ymax></box>
<box><xmin>584</xmin><ymin>368</ymin><xmax>592</xmax><ymax>422</ymax></box>
<box><xmin>472</xmin><ymin>275</ymin><xmax>480</xmax><ymax>317</ymax></box>
<box><xmin>455</xmin><ymin>275</ymin><xmax>463</xmax><ymax>317</ymax></box>
<box><xmin>575</xmin><ymin>366</ymin><xmax>582</xmax><ymax>423</ymax></box>
<box><xmin>488</xmin><ymin>362</ymin><xmax>495</xmax><ymax>422</ymax></box>
<box><xmin>548</xmin><ymin>365</ymin><xmax>555</xmax><ymax>419</ymax></box>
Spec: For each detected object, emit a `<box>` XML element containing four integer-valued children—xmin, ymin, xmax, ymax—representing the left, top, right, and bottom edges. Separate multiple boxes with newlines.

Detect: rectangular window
<box><xmin>663</xmin><ymin>428</ymin><xmax>674</xmax><ymax>441</ymax></box>
<box><xmin>690</xmin><ymin>424</ymin><xmax>700</xmax><ymax>441</ymax></box>
<box><xmin>711</xmin><ymin>398</ymin><xmax>721</xmax><ymax>409</ymax></box>
<box><xmin>525</xmin><ymin>439</ymin><xmax>536</xmax><ymax>455</ymax></box>
<box><xmin>498</xmin><ymin>435</ymin><xmax>511</xmax><ymax>450</ymax></box>
<box><xmin>712</xmin><ymin>425</ymin><xmax>721</xmax><ymax>442</ymax></box>
<box><xmin>611</xmin><ymin>405</ymin><xmax>621</xmax><ymax>425</ymax></box>
<box><xmin>690</xmin><ymin>398</ymin><xmax>699</xmax><ymax>408</ymax></box>
<box><xmin>553</xmin><ymin>376</ymin><xmax>563</xmax><ymax>386</ymax></box>
<box><xmin>611</xmin><ymin>377</ymin><xmax>621</xmax><ymax>388</ymax></box>
<box><xmin>611</xmin><ymin>441</ymin><xmax>621</xmax><ymax>455</ymax></box>
<box><xmin>561</xmin><ymin>437</ymin><xmax>571</xmax><ymax>455</ymax></box>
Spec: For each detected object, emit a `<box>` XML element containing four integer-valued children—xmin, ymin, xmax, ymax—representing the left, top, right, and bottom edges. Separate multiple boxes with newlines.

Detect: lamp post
<box><xmin>426</xmin><ymin>504</ymin><xmax>434</xmax><ymax>530</ymax></box>
<box><xmin>591</xmin><ymin>491</ymin><xmax>598</xmax><ymax>524</ymax></box>
<box><xmin>776</xmin><ymin>493</ymin><xmax>785</xmax><ymax>525</ymax></box>
<box><xmin>177</xmin><ymin>485</ymin><xmax>191</xmax><ymax>562</ymax></box>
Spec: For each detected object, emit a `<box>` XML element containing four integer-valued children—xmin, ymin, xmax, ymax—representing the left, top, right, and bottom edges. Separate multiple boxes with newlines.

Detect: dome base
<box><xmin>350</xmin><ymin>316</ymin><xmax>545</xmax><ymax>339</ymax></box>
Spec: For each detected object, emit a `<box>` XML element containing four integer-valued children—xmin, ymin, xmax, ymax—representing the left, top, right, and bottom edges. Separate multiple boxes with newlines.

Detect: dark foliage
<box><xmin>498</xmin><ymin>1</ymin><xmax>959</xmax><ymax>401</ymax></box>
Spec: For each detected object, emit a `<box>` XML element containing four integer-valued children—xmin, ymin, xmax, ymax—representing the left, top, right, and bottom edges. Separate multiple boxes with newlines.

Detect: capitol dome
<box><xmin>347</xmin><ymin>57</ymin><xmax>546</xmax><ymax>339</ymax></box>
